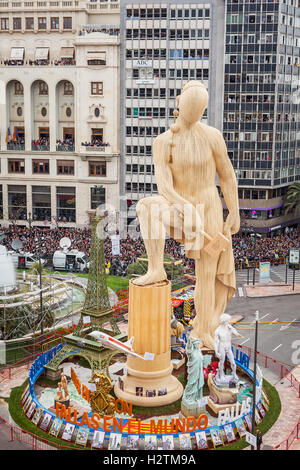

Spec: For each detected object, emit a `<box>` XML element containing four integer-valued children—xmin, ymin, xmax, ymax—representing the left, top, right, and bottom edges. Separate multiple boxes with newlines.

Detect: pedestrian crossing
<box><xmin>235</xmin><ymin>264</ymin><xmax>300</xmax><ymax>285</ymax></box>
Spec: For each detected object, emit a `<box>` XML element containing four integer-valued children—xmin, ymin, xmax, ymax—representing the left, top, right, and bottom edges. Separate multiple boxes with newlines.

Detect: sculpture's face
<box><xmin>178</xmin><ymin>85</ymin><xmax>208</xmax><ymax>124</ymax></box>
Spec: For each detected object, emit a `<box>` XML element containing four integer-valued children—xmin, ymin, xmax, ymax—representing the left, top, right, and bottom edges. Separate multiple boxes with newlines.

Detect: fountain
<box><xmin>0</xmin><ymin>245</ymin><xmax>16</xmax><ymax>293</ymax></box>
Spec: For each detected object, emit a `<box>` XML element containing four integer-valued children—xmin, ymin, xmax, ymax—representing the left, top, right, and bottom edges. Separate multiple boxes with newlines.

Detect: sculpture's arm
<box><xmin>212</xmin><ymin>129</ymin><xmax>240</xmax><ymax>235</ymax></box>
<box><xmin>214</xmin><ymin>329</ymin><xmax>220</xmax><ymax>358</ymax></box>
<box><xmin>229</xmin><ymin>325</ymin><xmax>242</xmax><ymax>338</ymax></box>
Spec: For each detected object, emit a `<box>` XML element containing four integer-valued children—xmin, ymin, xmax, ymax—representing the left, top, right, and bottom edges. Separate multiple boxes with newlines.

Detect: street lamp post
<box><xmin>251</xmin><ymin>310</ymin><xmax>259</xmax><ymax>450</ymax></box>
<box><xmin>35</xmin><ymin>236</ymin><xmax>45</xmax><ymax>348</ymax></box>
<box><xmin>27</xmin><ymin>212</ymin><xmax>32</xmax><ymax>232</ymax></box>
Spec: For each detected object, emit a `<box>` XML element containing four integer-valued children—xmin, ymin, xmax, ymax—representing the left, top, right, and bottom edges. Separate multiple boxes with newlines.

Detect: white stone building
<box><xmin>0</xmin><ymin>0</ymin><xmax>120</xmax><ymax>228</ymax></box>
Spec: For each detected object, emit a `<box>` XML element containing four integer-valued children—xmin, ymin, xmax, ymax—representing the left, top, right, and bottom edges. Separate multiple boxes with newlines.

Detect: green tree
<box><xmin>126</xmin><ymin>253</ymin><xmax>183</xmax><ymax>280</ymax></box>
<box><xmin>284</xmin><ymin>182</ymin><xmax>300</xmax><ymax>215</ymax></box>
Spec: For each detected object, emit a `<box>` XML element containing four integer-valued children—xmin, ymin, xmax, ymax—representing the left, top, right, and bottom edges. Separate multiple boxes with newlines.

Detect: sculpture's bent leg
<box><xmin>191</xmin><ymin>252</ymin><xmax>219</xmax><ymax>349</ymax></box>
<box><xmin>133</xmin><ymin>196</ymin><xmax>168</xmax><ymax>286</ymax></box>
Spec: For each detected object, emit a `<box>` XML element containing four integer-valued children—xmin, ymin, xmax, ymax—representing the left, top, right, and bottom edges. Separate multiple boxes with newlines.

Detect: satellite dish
<box><xmin>11</xmin><ymin>239</ymin><xmax>23</xmax><ymax>251</ymax></box>
<box><xmin>0</xmin><ymin>245</ymin><xmax>7</xmax><ymax>256</ymax></box>
<box><xmin>59</xmin><ymin>237</ymin><xmax>71</xmax><ymax>252</ymax></box>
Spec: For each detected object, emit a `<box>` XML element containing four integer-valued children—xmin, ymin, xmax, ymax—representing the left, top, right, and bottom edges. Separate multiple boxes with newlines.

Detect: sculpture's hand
<box><xmin>181</xmin><ymin>205</ymin><xmax>203</xmax><ymax>240</ymax></box>
<box><xmin>223</xmin><ymin>211</ymin><xmax>240</xmax><ymax>236</ymax></box>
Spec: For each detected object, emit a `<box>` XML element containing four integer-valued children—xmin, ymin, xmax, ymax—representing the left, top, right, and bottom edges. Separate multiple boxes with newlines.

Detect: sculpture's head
<box><xmin>177</xmin><ymin>81</ymin><xmax>208</xmax><ymax>124</ymax></box>
<box><xmin>219</xmin><ymin>313</ymin><xmax>231</xmax><ymax>325</ymax></box>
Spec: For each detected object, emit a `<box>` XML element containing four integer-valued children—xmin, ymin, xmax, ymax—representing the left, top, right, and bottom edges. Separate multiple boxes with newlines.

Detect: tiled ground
<box><xmin>245</xmin><ymin>282</ymin><xmax>300</xmax><ymax>298</ymax></box>
<box><xmin>261</xmin><ymin>370</ymin><xmax>300</xmax><ymax>449</ymax></box>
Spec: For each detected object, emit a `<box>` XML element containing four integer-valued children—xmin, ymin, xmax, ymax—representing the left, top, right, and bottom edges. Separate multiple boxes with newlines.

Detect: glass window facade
<box><xmin>32</xmin><ymin>186</ymin><xmax>51</xmax><ymax>221</ymax></box>
<box><xmin>56</xmin><ymin>186</ymin><xmax>76</xmax><ymax>222</ymax></box>
<box><xmin>224</xmin><ymin>0</ymin><xmax>300</xmax><ymax>191</ymax></box>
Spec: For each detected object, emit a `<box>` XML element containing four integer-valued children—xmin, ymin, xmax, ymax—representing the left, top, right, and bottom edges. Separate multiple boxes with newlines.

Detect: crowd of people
<box><xmin>1</xmin><ymin>59</ymin><xmax>76</xmax><ymax>66</ymax></box>
<box><xmin>81</xmin><ymin>140</ymin><xmax>110</xmax><ymax>148</ymax></box>
<box><xmin>31</xmin><ymin>138</ymin><xmax>49</xmax><ymax>150</ymax></box>
<box><xmin>56</xmin><ymin>139</ymin><xmax>75</xmax><ymax>151</ymax></box>
<box><xmin>78</xmin><ymin>27</ymin><xmax>119</xmax><ymax>37</ymax></box>
<box><xmin>0</xmin><ymin>225</ymin><xmax>299</xmax><ymax>274</ymax></box>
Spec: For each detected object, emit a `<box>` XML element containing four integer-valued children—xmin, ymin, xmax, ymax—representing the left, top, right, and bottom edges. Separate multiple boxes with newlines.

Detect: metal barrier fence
<box><xmin>234</xmin><ymin>343</ymin><xmax>300</xmax><ymax>398</ymax></box>
<box><xmin>1</xmin><ymin>344</ymin><xmax>299</xmax><ymax>450</ymax></box>
<box><xmin>234</xmin><ymin>343</ymin><xmax>300</xmax><ymax>450</ymax></box>
<box><xmin>273</xmin><ymin>421</ymin><xmax>300</xmax><ymax>451</ymax></box>
<box><xmin>0</xmin><ymin>417</ymin><xmax>82</xmax><ymax>450</ymax></box>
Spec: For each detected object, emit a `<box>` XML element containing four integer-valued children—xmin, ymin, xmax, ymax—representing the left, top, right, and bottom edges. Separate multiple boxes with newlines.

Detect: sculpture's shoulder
<box><xmin>153</xmin><ymin>130</ymin><xmax>172</xmax><ymax>163</ymax></box>
<box><xmin>198</xmin><ymin>122</ymin><xmax>223</xmax><ymax>141</ymax></box>
<box><xmin>153</xmin><ymin>130</ymin><xmax>172</xmax><ymax>147</ymax></box>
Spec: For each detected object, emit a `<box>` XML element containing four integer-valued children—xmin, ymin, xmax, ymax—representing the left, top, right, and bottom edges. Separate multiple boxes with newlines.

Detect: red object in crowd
<box><xmin>203</xmin><ymin>361</ymin><xmax>218</xmax><ymax>380</ymax></box>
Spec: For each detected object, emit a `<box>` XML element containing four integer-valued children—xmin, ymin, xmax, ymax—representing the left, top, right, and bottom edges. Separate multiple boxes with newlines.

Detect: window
<box><xmin>8</xmin><ymin>159</ymin><xmax>25</xmax><ymax>173</ymax></box>
<box><xmin>8</xmin><ymin>185</ymin><xmax>27</xmax><ymax>220</ymax></box>
<box><xmin>91</xmin><ymin>186</ymin><xmax>105</xmax><ymax>210</ymax></box>
<box><xmin>25</xmin><ymin>17</ymin><xmax>33</xmax><ymax>30</ymax></box>
<box><xmin>91</xmin><ymin>82</ymin><xmax>103</xmax><ymax>95</ymax></box>
<box><xmin>38</xmin><ymin>17</ymin><xmax>47</xmax><ymax>30</ymax></box>
<box><xmin>1</xmin><ymin>18</ymin><xmax>9</xmax><ymax>30</ymax></box>
<box><xmin>32</xmin><ymin>159</ymin><xmax>49</xmax><ymax>174</ymax></box>
<box><xmin>13</xmin><ymin>18</ymin><xmax>21</xmax><ymax>30</ymax></box>
<box><xmin>51</xmin><ymin>17</ymin><xmax>59</xmax><ymax>29</ymax></box>
<box><xmin>64</xmin><ymin>81</ymin><xmax>74</xmax><ymax>95</ymax></box>
<box><xmin>57</xmin><ymin>160</ymin><xmax>74</xmax><ymax>175</ymax></box>
<box><xmin>14</xmin><ymin>81</ymin><xmax>23</xmax><ymax>95</ymax></box>
<box><xmin>63</xmin><ymin>17</ymin><xmax>72</xmax><ymax>30</ymax></box>
<box><xmin>32</xmin><ymin>186</ymin><xmax>51</xmax><ymax>221</ymax></box>
<box><xmin>39</xmin><ymin>81</ymin><xmax>48</xmax><ymax>95</ymax></box>
<box><xmin>89</xmin><ymin>162</ymin><xmax>107</xmax><ymax>177</ymax></box>
<box><xmin>91</xmin><ymin>129</ymin><xmax>103</xmax><ymax>144</ymax></box>
<box><xmin>56</xmin><ymin>187</ymin><xmax>76</xmax><ymax>222</ymax></box>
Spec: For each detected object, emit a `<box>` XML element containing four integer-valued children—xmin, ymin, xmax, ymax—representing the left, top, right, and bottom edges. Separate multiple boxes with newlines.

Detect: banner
<box><xmin>259</xmin><ymin>262</ymin><xmax>270</xmax><ymax>283</ymax></box>
<box><xmin>111</xmin><ymin>235</ymin><xmax>120</xmax><ymax>256</ymax></box>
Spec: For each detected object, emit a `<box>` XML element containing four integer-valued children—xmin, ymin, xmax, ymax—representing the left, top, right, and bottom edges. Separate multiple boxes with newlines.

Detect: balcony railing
<box><xmin>81</xmin><ymin>144</ymin><xmax>111</xmax><ymax>153</ymax></box>
<box><xmin>1</xmin><ymin>60</ymin><xmax>76</xmax><ymax>67</ymax></box>
<box><xmin>7</xmin><ymin>142</ymin><xmax>25</xmax><ymax>151</ymax></box>
<box><xmin>56</xmin><ymin>144</ymin><xmax>75</xmax><ymax>152</ymax></box>
<box><xmin>32</xmin><ymin>143</ymin><xmax>50</xmax><ymax>151</ymax></box>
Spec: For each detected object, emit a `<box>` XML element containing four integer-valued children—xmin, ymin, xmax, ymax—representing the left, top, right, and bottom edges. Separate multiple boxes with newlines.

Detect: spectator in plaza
<box><xmin>0</xmin><ymin>224</ymin><xmax>298</xmax><ymax>274</ymax></box>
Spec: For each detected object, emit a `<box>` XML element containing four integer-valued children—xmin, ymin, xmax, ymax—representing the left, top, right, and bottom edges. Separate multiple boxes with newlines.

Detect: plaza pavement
<box><xmin>245</xmin><ymin>282</ymin><xmax>300</xmax><ymax>297</ymax></box>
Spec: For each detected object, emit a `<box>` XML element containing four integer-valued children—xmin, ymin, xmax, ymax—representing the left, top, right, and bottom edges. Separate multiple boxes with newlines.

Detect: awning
<box><xmin>10</xmin><ymin>48</ymin><xmax>24</xmax><ymax>60</ymax></box>
<box><xmin>60</xmin><ymin>47</ymin><xmax>74</xmax><ymax>58</ymax></box>
<box><xmin>35</xmin><ymin>47</ymin><xmax>49</xmax><ymax>60</ymax></box>
<box><xmin>87</xmin><ymin>51</ymin><xmax>106</xmax><ymax>61</ymax></box>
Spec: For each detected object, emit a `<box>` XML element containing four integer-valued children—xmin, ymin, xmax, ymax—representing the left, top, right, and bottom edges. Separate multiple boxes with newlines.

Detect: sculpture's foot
<box><xmin>133</xmin><ymin>269</ymin><xmax>167</xmax><ymax>286</ymax></box>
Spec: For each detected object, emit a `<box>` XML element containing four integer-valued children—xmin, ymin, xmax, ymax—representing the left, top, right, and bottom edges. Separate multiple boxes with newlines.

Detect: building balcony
<box><xmin>80</xmin><ymin>143</ymin><xmax>110</xmax><ymax>153</ymax></box>
<box><xmin>56</xmin><ymin>144</ymin><xmax>75</xmax><ymax>152</ymax></box>
<box><xmin>7</xmin><ymin>142</ymin><xmax>25</xmax><ymax>151</ymax></box>
<box><xmin>32</xmin><ymin>142</ymin><xmax>50</xmax><ymax>152</ymax></box>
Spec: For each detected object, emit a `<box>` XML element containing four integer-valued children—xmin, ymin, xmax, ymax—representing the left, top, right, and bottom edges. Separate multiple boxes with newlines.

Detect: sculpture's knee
<box><xmin>136</xmin><ymin>199</ymin><xmax>145</xmax><ymax>216</ymax></box>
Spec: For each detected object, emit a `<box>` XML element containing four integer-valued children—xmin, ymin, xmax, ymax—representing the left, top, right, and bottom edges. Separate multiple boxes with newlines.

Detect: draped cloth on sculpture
<box><xmin>215</xmin><ymin>232</ymin><xmax>236</xmax><ymax>311</ymax></box>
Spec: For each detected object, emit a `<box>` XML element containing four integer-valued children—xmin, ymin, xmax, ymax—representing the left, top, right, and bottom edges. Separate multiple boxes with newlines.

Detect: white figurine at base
<box><xmin>214</xmin><ymin>313</ymin><xmax>242</xmax><ymax>384</ymax></box>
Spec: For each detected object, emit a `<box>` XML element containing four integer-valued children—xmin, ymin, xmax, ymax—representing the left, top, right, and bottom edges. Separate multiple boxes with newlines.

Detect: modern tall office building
<box><xmin>121</xmin><ymin>0</ymin><xmax>300</xmax><ymax>235</ymax></box>
<box><xmin>224</xmin><ymin>0</ymin><xmax>300</xmax><ymax>234</ymax></box>
<box><xmin>0</xmin><ymin>0</ymin><xmax>120</xmax><ymax>228</ymax></box>
<box><xmin>120</xmin><ymin>0</ymin><xmax>226</xmax><ymax>229</ymax></box>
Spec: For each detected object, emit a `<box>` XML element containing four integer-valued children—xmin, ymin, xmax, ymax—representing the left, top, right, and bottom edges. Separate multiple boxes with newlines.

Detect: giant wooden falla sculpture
<box><xmin>115</xmin><ymin>81</ymin><xmax>240</xmax><ymax>406</ymax></box>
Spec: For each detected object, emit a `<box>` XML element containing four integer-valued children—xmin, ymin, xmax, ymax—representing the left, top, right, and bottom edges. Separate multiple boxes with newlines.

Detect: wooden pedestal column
<box><xmin>114</xmin><ymin>280</ymin><xmax>183</xmax><ymax>406</ymax></box>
